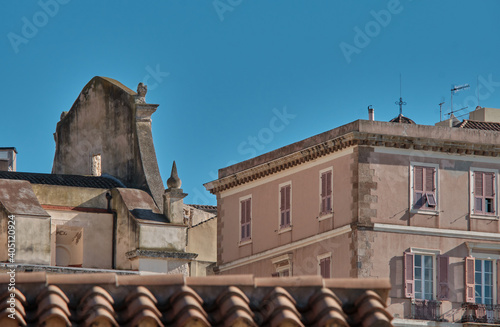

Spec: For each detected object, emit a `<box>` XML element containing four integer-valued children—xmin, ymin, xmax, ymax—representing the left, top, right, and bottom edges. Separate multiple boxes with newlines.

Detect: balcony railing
<box><xmin>461</xmin><ymin>303</ymin><xmax>500</xmax><ymax>324</ymax></box>
<box><xmin>412</xmin><ymin>300</ymin><xmax>441</xmax><ymax>321</ymax></box>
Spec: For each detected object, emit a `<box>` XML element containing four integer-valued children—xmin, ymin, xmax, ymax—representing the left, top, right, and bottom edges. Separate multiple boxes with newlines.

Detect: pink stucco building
<box><xmin>205</xmin><ymin>107</ymin><xmax>500</xmax><ymax>325</ymax></box>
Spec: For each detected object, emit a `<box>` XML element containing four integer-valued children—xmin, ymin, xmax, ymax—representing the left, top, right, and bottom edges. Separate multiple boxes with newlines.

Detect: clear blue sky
<box><xmin>2</xmin><ymin>1</ymin><xmax>500</xmax><ymax>205</ymax></box>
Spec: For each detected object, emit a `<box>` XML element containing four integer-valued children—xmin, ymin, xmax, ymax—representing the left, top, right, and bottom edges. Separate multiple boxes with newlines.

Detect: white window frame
<box><xmin>470</xmin><ymin>168</ymin><xmax>499</xmax><ymax>220</ymax></box>
<box><xmin>467</xmin><ymin>243</ymin><xmax>500</xmax><ymax>305</ymax></box>
<box><xmin>239</xmin><ymin>194</ymin><xmax>252</xmax><ymax>245</ymax></box>
<box><xmin>319</xmin><ymin>167</ymin><xmax>333</xmax><ymax>220</ymax></box>
<box><xmin>410</xmin><ymin>162</ymin><xmax>439</xmax><ymax>215</ymax></box>
<box><xmin>278</xmin><ymin>181</ymin><xmax>292</xmax><ymax>233</ymax></box>
<box><xmin>410</xmin><ymin>248</ymin><xmax>439</xmax><ymax>301</ymax></box>
<box><xmin>317</xmin><ymin>252</ymin><xmax>332</xmax><ymax>278</ymax></box>
<box><xmin>272</xmin><ymin>254</ymin><xmax>292</xmax><ymax>276</ymax></box>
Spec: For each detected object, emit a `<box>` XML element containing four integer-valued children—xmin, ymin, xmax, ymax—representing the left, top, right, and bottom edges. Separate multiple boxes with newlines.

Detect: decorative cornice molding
<box><xmin>205</xmin><ymin>130</ymin><xmax>500</xmax><ymax>194</ymax></box>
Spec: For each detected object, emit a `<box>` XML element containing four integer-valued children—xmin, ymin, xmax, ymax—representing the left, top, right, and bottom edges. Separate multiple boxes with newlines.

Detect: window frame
<box><xmin>410</xmin><ymin>162</ymin><xmax>439</xmax><ymax>215</ymax></box>
<box><xmin>405</xmin><ymin>248</ymin><xmax>441</xmax><ymax>300</ymax></box>
<box><xmin>319</xmin><ymin>167</ymin><xmax>333</xmax><ymax>220</ymax></box>
<box><xmin>278</xmin><ymin>181</ymin><xmax>292</xmax><ymax>232</ymax></box>
<box><xmin>317</xmin><ymin>252</ymin><xmax>332</xmax><ymax>278</ymax></box>
<box><xmin>272</xmin><ymin>254</ymin><xmax>292</xmax><ymax>277</ymax></box>
<box><xmin>239</xmin><ymin>194</ymin><xmax>252</xmax><ymax>245</ymax></box>
<box><xmin>465</xmin><ymin>246</ymin><xmax>500</xmax><ymax>304</ymax></box>
<box><xmin>470</xmin><ymin>168</ymin><xmax>499</xmax><ymax>220</ymax></box>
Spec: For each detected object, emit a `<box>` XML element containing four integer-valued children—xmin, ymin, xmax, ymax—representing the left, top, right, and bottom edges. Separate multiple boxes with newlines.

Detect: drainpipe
<box><xmin>106</xmin><ymin>192</ymin><xmax>117</xmax><ymax>270</ymax></box>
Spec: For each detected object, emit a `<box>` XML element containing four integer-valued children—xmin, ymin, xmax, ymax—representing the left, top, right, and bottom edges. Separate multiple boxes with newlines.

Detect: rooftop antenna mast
<box><xmin>450</xmin><ymin>83</ymin><xmax>470</xmax><ymax>115</ymax></box>
<box><xmin>439</xmin><ymin>101</ymin><xmax>445</xmax><ymax>122</ymax></box>
<box><xmin>395</xmin><ymin>73</ymin><xmax>406</xmax><ymax>115</ymax></box>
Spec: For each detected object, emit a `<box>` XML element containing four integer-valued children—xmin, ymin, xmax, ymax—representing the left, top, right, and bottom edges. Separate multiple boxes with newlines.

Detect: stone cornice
<box><xmin>205</xmin><ymin>130</ymin><xmax>500</xmax><ymax>194</ymax></box>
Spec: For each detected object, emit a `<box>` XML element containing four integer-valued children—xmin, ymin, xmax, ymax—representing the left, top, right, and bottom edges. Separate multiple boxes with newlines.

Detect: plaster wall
<box><xmin>47</xmin><ymin>209</ymin><xmax>113</xmax><ymax>269</ymax></box>
<box><xmin>15</xmin><ymin>215</ymin><xmax>51</xmax><ymax>264</ymax></box>
<box><xmin>138</xmin><ymin>224</ymin><xmax>186</xmax><ymax>252</ymax></box>
<box><xmin>32</xmin><ymin>184</ymin><xmax>108</xmax><ymax>209</ymax></box>
<box><xmin>369</xmin><ymin>148</ymin><xmax>500</xmax><ymax>232</ymax></box>
<box><xmin>186</xmin><ymin>218</ymin><xmax>216</xmax><ymax>263</ymax></box>
<box><xmin>218</xmin><ymin>150</ymin><xmax>355</xmax><ymax>265</ymax></box>
<box><xmin>221</xmin><ymin>231</ymin><xmax>352</xmax><ymax>278</ymax></box>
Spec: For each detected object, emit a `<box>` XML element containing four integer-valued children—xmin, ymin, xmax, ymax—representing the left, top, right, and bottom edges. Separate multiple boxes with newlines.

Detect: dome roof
<box><xmin>389</xmin><ymin>114</ymin><xmax>415</xmax><ymax>124</ymax></box>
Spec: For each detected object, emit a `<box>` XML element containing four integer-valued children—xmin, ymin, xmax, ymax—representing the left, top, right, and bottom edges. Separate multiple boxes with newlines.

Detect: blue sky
<box><xmin>2</xmin><ymin>1</ymin><xmax>500</xmax><ymax>205</ymax></box>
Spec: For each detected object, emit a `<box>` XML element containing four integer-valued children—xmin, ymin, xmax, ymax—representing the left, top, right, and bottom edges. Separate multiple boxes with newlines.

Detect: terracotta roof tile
<box><xmin>457</xmin><ymin>119</ymin><xmax>500</xmax><ymax>131</ymax></box>
<box><xmin>4</xmin><ymin>273</ymin><xmax>393</xmax><ymax>326</ymax></box>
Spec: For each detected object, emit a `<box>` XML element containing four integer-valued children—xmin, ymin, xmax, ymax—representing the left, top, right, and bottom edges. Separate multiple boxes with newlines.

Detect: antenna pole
<box><xmin>439</xmin><ymin>102</ymin><xmax>445</xmax><ymax>122</ymax></box>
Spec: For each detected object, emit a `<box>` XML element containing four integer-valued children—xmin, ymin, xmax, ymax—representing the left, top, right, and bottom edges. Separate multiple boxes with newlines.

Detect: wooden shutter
<box><xmin>425</xmin><ymin>167</ymin><xmax>435</xmax><ymax>192</ymax></box>
<box><xmin>321</xmin><ymin>172</ymin><xmax>327</xmax><ymax>213</ymax></box>
<box><xmin>246</xmin><ymin>199</ymin><xmax>251</xmax><ymax>239</ymax></box>
<box><xmin>475</xmin><ymin>172</ymin><xmax>484</xmax><ymax>213</ymax></box>
<box><xmin>414</xmin><ymin>166</ymin><xmax>424</xmax><ymax>208</ymax></box>
<box><xmin>404</xmin><ymin>252</ymin><xmax>415</xmax><ymax>298</ymax></box>
<box><xmin>240</xmin><ymin>200</ymin><xmax>246</xmax><ymax>239</ymax></box>
<box><xmin>324</xmin><ymin>257</ymin><xmax>331</xmax><ymax>278</ymax></box>
<box><xmin>485</xmin><ymin>173</ymin><xmax>495</xmax><ymax>213</ymax></box>
<box><xmin>240</xmin><ymin>199</ymin><xmax>251</xmax><ymax>241</ymax></box>
<box><xmin>280</xmin><ymin>187</ymin><xmax>285</xmax><ymax>226</ymax></box>
<box><xmin>465</xmin><ymin>256</ymin><xmax>475</xmax><ymax>303</ymax></box>
<box><xmin>497</xmin><ymin>260</ymin><xmax>500</xmax><ymax>305</ymax></box>
<box><xmin>326</xmin><ymin>171</ymin><xmax>332</xmax><ymax>211</ymax></box>
<box><xmin>438</xmin><ymin>255</ymin><xmax>449</xmax><ymax>300</ymax></box>
<box><xmin>285</xmin><ymin>185</ymin><xmax>291</xmax><ymax>225</ymax></box>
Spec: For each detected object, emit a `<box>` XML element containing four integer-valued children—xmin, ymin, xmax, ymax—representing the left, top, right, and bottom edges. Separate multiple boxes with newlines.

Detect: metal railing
<box><xmin>412</xmin><ymin>300</ymin><xmax>441</xmax><ymax>321</ymax></box>
<box><xmin>461</xmin><ymin>303</ymin><xmax>500</xmax><ymax>324</ymax></box>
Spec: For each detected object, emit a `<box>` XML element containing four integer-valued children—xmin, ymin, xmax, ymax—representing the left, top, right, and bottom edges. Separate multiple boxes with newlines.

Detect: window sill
<box><xmin>318</xmin><ymin>212</ymin><xmax>333</xmax><ymax>221</ymax></box>
<box><xmin>239</xmin><ymin>239</ymin><xmax>252</xmax><ymax>246</ymax></box>
<box><xmin>410</xmin><ymin>208</ymin><xmax>439</xmax><ymax>216</ymax></box>
<box><xmin>470</xmin><ymin>214</ymin><xmax>499</xmax><ymax>220</ymax></box>
<box><xmin>278</xmin><ymin>226</ymin><xmax>292</xmax><ymax>234</ymax></box>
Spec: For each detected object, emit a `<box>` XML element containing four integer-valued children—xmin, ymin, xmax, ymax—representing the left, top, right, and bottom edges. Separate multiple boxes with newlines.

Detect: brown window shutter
<box><xmin>465</xmin><ymin>256</ymin><xmax>475</xmax><ymax>303</ymax></box>
<box><xmin>285</xmin><ymin>185</ymin><xmax>291</xmax><ymax>210</ymax></box>
<box><xmin>414</xmin><ymin>166</ymin><xmax>424</xmax><ymax>192</ymax></box>
<box><xmin>475</xmin><ymin>172</ymin><xmax>484</xmax><ymax>197</ymax></box>
<box><xmin>485</xmin><ymin>173</ymin><xmax>495</xmax><ymax>197</ymax></box>
<box><xmin>438</xmin><ymin>255</ymin><xmax>449</xmax><ymax>300</ymax></box>
<box><xmin>404</xmin><ymin>252</ymin><xmax>415</xmax><ymax>298</ymax></box>
<box><xmin>425</xmin><ymin>167</ymin><xmax>435</xmax><ymax>192</ymax></box>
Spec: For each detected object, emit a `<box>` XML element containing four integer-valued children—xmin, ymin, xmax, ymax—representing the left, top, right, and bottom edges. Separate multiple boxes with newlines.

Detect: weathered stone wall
<box><xmin>52</xmin><ymin>76</ymin><xmax>164</xmax><ymax>211</ymax></box>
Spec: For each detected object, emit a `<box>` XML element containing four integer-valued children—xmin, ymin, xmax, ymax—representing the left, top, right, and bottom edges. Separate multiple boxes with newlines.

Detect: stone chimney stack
<box><xmin>368</xmin><ymin>106</ymin><xmax>375</xmax><ymax>121</ymax></box>
<box><xmin>163</xmin><ymin>161</ymin><xmax>187</xmax><ymax>224</ymax></box>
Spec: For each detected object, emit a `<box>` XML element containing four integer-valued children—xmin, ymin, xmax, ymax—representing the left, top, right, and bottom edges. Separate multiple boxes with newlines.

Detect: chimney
<box><xmin>0</xmin><ymin>148</ymin><xmax>17</xmax><ymax>171</ymax></box>
<box><xmin>163</xmin><ymin>161</ymin><xmax>187</xmax><ymax>224</ymax></box>
<box><xmin>368</xmin><ymin>106</ymin><xmax>375</xmax><ymax>121</ymax></box>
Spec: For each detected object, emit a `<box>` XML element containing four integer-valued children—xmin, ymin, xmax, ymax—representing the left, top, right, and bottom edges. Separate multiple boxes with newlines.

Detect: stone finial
<box><xmin>167</xmin><ymin>161</ymin><xmax>182</xmax><ymax>189</ymax></box>
<box><xmin>135</xmin><ymin>83</ymin><xmax>147</xmax><ymax>104</ymax></box>
<box><xmin>137</xmin><ymin>83</ymin><xmax>147</xmax><ymax>97</ymax></box>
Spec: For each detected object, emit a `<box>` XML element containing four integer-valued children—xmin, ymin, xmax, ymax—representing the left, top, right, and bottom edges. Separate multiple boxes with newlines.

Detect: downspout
<box><xmin>106</xmin><ymin>192</ymin><xmax>117</xmax><ymax>269</ymax></box>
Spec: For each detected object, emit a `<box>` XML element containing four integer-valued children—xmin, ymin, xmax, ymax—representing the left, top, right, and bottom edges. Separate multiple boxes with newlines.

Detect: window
<box><xmin>240</xmin><ymin>196</ymin><xmax>252</xmax><ymax>242</ymax></box>
<box><xmin>404</xmin><ymin>250</ymin><xmax>449</xmax><ymax>300</ymax></box>
<box><xmin>411</xmin><ymin>163</ymin><xmax>438</xmax><ymax>212</ymax></box>
<box><xmin>318</xmin><ymin>253</ymin><xmax>332</xmax><ymax>278</ymax></box>
<box><xmin>471</xmin><ymin>170</ymin><xmax>497</xmax><ymax>217</ymax></box>
<box><xmin>465</xmin><ymin>256</ymin><xmax>496</xmax><ymax>304</ymax></box>
<box><xmin>279</xmin><ymin>182</ymin><xmax>291</xmax><ymax>229</ymax></box>
<box><xmin>271</xmin><ymin>254</ymin><xmax>292</xmax><ymax>277</ymax></box>
<box><xmin>319</xmin><ymin>168</ymin><xmax>333</xmax><ymax>216</ymax></box>
<box><xmin>91</xmin><ymin>154</ymin><xmax>102</xmax><ymax>176</ymax></box>
<box><xmin>56</xmin><ymin>226</ymin><xmax>83</xmax><ymax>267</ymax></box>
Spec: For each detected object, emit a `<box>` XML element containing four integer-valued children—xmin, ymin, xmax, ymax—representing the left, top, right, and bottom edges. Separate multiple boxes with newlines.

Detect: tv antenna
<box><xmin>395</xmin><ymin>74</ymin><xmax>406</xmax><ymax>115</ymax></box>
<box><xmin>450</xmin><ymin>83</ymin><xmax>470</xmax><ymax>113</ymax></box>
<box><xmin>439</xmin><ymin>101</ymin><xmax>445</xmax><ymax>122</ymax></box>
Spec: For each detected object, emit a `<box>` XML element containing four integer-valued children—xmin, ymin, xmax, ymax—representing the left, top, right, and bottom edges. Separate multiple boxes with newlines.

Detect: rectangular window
<box><xmin>476</xmin><ymin>259</ymin><xmax>494</xmax><ymax>305</ymax></box>
<box><xmin>240</xmin><ymin>197</ymin><xmax>251</xmax><ymax>242</ymax></box>
<box><xmin>319</xmin><ymin>257</ymin><xmax>331</xmax><ymax>278</ymax></box>
<box><xmin>413</xmin><ymin>165</ymin><xmax>437</xmax><ymax>210</ymax></box>
<box><xmin>320</xmin><ymin>168</ymin><xmax>333</xmax><ymax>215</ymax></box>
<box><xmin>405</xmin><ymin>250</ymin><xmax>448</xmax><ymax>300</ymax></box>
<box><xmin>280</xmin><ymin>183</ymin><xmax>291</xmax><ymax>229</ymax></box>
<box><xmin>472</xmin><ymin>170</ymin><xmax>496</xmax><ymax>216</ymax></box>
<box><xmin>415</xmin><ymin>254</ymin><xmax>434</xmax><ymax>300</ymax></box>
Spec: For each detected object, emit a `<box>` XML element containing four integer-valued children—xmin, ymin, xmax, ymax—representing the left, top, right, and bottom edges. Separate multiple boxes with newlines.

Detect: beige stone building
<box><xmin>0</xmin><ymin>77</ymin><xmax>216</xmax><ymax>276</ymax></box>
<box><xmin>205</xmin><ymin>106</ymin><xmax>500</xmax><ymax>325</ymax></box>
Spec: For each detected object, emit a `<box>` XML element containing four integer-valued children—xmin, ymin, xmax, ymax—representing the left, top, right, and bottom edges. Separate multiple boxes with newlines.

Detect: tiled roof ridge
<box><xmin>1</xmin><ymin>273</ymin><xmax>393</xmax><ymax>327</ymax></box>
<box><xmin>457</xmin><ymin>119</ymin><xmax>500</xmax><ymax>131</ymax></box>
<box><xmin>0</xmin><ymin>171</ymin><xmax>125</xmax><ymax>189</ymax></box>
<box><xmin>190</xmin><ymin>215</ymin><xmax>216</xmax><ymax>228</ymax></box>
<box><xmin>186</xmin><ymin>203</ymin><xmax>217</xmax><ymax>212</ymax></box>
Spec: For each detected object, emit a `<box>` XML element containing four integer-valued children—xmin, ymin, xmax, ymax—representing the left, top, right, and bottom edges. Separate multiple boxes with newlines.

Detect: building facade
<box><xmin>0</xmin><ymin>77</ymin><xmax>216</xmax><ymax>276</ymax></box>
<box><xmin>205</xmin><ymin>106</ymin><xmax>500</xmax><ymax>325</ymax></box>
